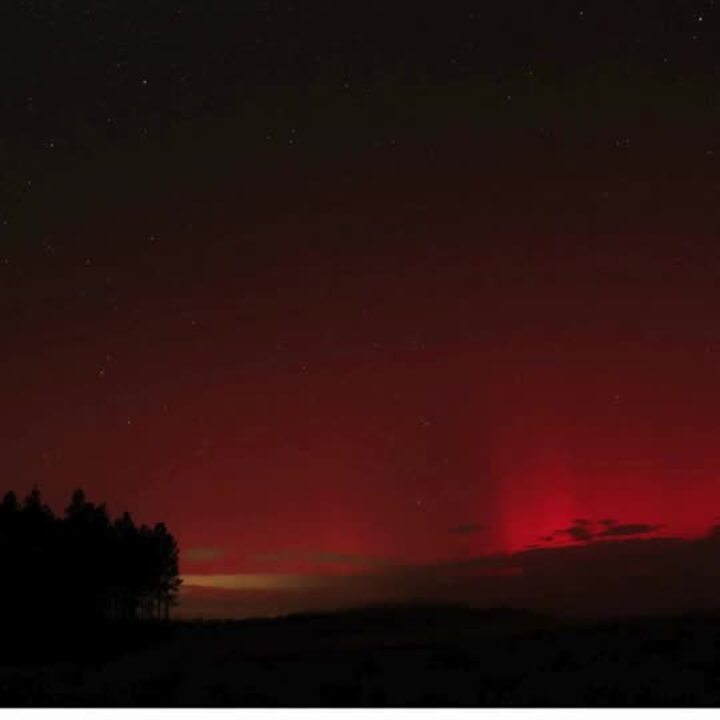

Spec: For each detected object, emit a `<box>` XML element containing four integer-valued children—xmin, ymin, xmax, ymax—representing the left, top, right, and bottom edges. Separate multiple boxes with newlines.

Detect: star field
<box><xmin>3</xmin><ymin>0</ymin><xmax>720</xmax><ymax>617</ymax></box>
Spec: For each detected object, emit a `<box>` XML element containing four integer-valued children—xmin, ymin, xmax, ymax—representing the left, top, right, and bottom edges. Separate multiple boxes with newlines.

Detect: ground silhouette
<box><xmin>1</xmin><ymin>605</ymin><xmax>720</xmax><ymax>706</ymax></box>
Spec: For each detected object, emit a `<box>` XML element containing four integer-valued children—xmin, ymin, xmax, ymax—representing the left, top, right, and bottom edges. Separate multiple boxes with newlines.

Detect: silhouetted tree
<box><xmin>114</xmin><ymin>511</ymin><xmax>141</xmax><ymax>620</ymax></box>
<box><xmin>150</xmin><ymin>522</ymin><xmax>181</xmax><ymax>620</ymax></box>
<box><xmin>0</xmin><ymin>491</ymin><xmax>21</xmax><ymax>619</ymax></box>
<box><xmin>63</xmin><ymin>489</ymin><xmax>115</xmax><ymax>620</ymax></box>
<box><xmin>0</xmin><ymin>490</ymin><xmax>19</xmax><ymax>515</ymax></box>
<box><xmin>0</xmin><ymin>487</ymin><xmax>182</xmax><ymax>625</ymax></box>
<box><xmin>19</xmin><ymin>487</ymin><xmax>56</xmax><ymax>622</ymax></box>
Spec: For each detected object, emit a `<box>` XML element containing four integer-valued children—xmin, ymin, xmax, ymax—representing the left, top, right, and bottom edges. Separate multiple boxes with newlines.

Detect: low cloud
<box><xmin>449</xmin><ymin>523</ymin><xmax>483</xmax><ymax>536</ymax></box>
<box><xmin>546</xmin><ymin>518</ymin><xmax>662</xmax><ymax>544</ymax></box>
<box><xmin>185</xmin><ymin>546</ymin><xmax>225</xmax><ymax>562</ymax></box>
<box><xmin>253</xmin><ymin>549</ymin><xmax>393</xmax><ymax>569</ymax></box>
<box><xmin>180</xmin><ymin>520</ymin><xmax>720</xmax><ymax>620</ymax></box>
<box><xmin>183</xmin><ymin>573</ymin><xmax>323</xmax><ymax>591</ymax></box>
<box><xmin>597</xmin><ymin>520</ymin><xmax>662</xmax><ymax>538</ymax></box>
<box><xmin>565</xmin><ymin>519</ymin><xmax>594</xmax><ymax>543</ymax></box>
<box><xmin>308</xmin><ymin>552</ymin><xmax>390</xmax><ymax>566</ymax></box>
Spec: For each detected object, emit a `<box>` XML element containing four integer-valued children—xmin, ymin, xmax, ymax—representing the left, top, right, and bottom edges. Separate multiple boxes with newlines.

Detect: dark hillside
<box><xmin>2</xmin><ymin>607</ymin><xmax>720</xmax><ymax>706</ymax></box>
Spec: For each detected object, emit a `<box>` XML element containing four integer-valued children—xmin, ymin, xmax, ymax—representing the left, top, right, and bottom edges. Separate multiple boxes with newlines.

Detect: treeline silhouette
<box><xmin>0</xmin><ymin>488</ymin><xmax>181</xmax><ymax>624</ymax></box>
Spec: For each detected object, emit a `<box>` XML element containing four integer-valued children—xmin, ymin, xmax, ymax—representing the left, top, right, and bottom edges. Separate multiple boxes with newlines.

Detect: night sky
<box><xmin>4</xmin><ymin>1</ymin><xmax>720</xmax><ymax>618</ymax></box>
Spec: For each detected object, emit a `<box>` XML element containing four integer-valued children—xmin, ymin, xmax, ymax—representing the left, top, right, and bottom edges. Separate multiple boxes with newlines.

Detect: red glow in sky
<box><xmin>5</xmin><ymin>93</ymin><xmax>720</xmax><ymax>617</ymax></box>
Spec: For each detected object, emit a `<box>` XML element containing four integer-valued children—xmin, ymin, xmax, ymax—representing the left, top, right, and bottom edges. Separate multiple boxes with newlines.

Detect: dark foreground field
<box><xmin>2</xmin><ymin>606</ymin><xmax>720</xmax><ymax>706</ymax></box>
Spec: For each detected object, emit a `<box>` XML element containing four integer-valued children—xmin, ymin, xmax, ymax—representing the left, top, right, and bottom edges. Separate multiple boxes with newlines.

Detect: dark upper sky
<box><xmin>3</xmin><ymin>1</ymin><xmax>720</xmax><ymax>617</ymax></box>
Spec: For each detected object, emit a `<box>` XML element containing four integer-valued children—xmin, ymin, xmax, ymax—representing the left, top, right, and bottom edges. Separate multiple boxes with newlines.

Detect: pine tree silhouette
<box><xmin>0</xmin><ymin>491</ymin><xmax>21</xmax><ymax>619</ymax></box>
<box><xmin>0</xmin><ymin>487</ymin><xmax>182</xmax><ymax>625</ymax></box>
